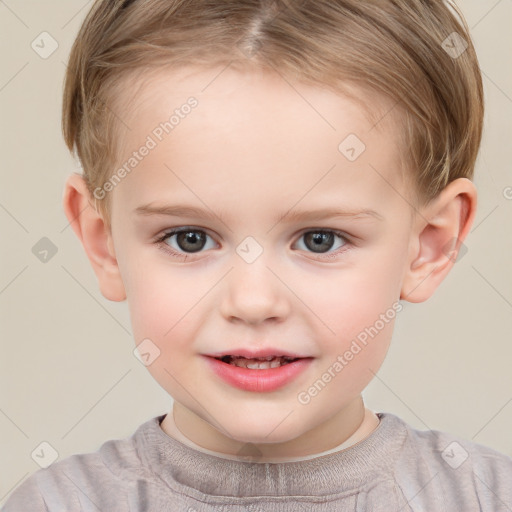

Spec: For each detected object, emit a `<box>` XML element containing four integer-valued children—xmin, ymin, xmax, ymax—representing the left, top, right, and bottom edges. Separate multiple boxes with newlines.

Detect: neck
<box><xmin>163</xmin><ymin>396</ymin><xmax>379</xmax><ymax>461</ymax></box>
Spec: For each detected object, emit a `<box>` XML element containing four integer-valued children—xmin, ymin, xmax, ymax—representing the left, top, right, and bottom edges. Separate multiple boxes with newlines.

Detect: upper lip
<box><xmin>205</xmin><ymin>348</ymin><xmax>311</xmax><ymax>359</ymax></box>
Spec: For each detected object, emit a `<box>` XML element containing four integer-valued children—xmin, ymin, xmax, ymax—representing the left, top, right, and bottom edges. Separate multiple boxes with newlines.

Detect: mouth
<box><xmin>213</xmin><ymin>355</ymin><xmax>302</xmax><ymax>370</ymax></box>
<box><xmin>204</xmin><ymin>353</ymin><xmax>314</xmax><ymax>392</ymax></box>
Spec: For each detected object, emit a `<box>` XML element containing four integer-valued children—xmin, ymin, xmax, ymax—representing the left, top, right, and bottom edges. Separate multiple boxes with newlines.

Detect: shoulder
<box><xmin>382</xmin><ymin>412</ymin><xmax>512</xmax><ymax>511</ymax></box>
<box><xmin>0</xmin><ymin>417</ymin><xmax>159</xmax><ymax>512</ymax></box>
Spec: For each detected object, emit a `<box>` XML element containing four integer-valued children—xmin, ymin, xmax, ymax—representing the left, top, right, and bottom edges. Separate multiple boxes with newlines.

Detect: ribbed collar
<box><xmin>134</xmin><ymin>411</ymin><xmax>408</xmax><ymax>499</ymax></box>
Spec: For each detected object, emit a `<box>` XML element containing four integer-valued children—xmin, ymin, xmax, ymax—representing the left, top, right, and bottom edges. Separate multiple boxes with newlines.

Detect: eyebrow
<box><xmin>134</xmin><ymin>203</ymin><xmax>384</xmax><ymax>223</ymax></box>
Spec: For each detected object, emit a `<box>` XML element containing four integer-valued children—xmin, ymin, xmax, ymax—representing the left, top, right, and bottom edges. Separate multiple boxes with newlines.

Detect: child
<box><xmin>3</xmin><ymin>0</ymin><xmax>511</xmax><ymax>510</ymax></box>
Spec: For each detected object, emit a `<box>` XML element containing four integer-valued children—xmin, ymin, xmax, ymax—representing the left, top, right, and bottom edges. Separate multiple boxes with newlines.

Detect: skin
<box><xmin>63</xmin><ymin>65</ymin><xmax>477</xmax><ymax>460</ymax></box>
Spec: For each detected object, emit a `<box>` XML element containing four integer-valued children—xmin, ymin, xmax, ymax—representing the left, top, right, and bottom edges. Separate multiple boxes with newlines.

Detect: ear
<box><xmin>400</xmin><ymin>177</ymin><xmax>477</xmax><ymax>303</ymax></box>
<box><xmin>62</xmin><ymin>173</ymin><xmax>126</xmax><ymax>302</ymax></box>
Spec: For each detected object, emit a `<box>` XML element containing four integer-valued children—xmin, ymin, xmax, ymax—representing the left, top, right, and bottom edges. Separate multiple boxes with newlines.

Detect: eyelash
<box><xmin>154</xmin><ymin>227</ymin><xmax>353</xmax><ymax>262</ymax></box>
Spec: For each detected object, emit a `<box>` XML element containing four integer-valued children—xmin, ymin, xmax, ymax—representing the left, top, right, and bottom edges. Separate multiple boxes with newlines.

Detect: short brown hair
<box><xmin>62</xmin><ymin>0</ymin><xmax>484</xmax><ymax>230</ymax></box>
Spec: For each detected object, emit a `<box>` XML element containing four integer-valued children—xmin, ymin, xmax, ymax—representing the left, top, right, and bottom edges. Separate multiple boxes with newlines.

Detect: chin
<box><xmin>222</xmin><ymin>416</ymin><xmax>303</xmax><ymax>446</ymax></box>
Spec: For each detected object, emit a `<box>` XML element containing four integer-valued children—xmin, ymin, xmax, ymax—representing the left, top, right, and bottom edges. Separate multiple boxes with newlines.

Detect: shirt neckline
<box><xmin>135</xmin><ymin>411</ymin><xmax>408</xmax><ymax>499</ymax></box>
<box><xmin>163</xmin><ymin>406</ymin><xmax>382</xmax><ymax>463</ymax></box>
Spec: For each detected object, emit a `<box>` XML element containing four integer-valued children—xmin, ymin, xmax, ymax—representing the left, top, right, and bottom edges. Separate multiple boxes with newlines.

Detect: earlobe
<box><xmin>400</xmin><ymin>178</ymin><xmax>477</xmax><ymax>303</ymax></box>
<box><xmin>62</xmin><ymin>173</ymin><xmax>127</xmax><ymax>302</ymax></box>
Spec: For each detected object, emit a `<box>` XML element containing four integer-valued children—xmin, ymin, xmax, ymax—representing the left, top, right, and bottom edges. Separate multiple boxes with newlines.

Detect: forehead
<box><xmin>118</xmin><ymin>64</ymin><xmax>399</xmax><ymax>141</ymax></box>
<box><xmin>110</xmin><ymin>65</ymin><xmax>410</xmax><ymax>217</ymax></box>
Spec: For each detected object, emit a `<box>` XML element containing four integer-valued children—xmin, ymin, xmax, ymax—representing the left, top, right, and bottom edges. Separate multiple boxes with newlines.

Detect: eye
<box><xmin>156</xmin><ymin>227</ymin><xmax>217</xmax><ymax>257</ymax></box>
<box><xmin>293</xmin><ymin>230</ymin><xmax>349</xmax><ymax>257</ymax></box>
<box><xmin>154</xmin><ymin>227</ymin><xmax>351</xmax><ymax>261</ymax></box>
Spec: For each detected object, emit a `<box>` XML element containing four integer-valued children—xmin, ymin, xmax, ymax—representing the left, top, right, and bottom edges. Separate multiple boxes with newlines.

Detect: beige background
<box><xmin>1</xmin><ymin>0</ymin><xmax>511</xmax><ymax>504</ymax></box>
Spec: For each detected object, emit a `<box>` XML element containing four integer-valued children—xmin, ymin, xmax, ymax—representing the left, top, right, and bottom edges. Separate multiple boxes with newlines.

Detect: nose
<box><xmin>219</xmin><ymin>256</ymin><xmax>291</xmax><ymax>325</ymax></box>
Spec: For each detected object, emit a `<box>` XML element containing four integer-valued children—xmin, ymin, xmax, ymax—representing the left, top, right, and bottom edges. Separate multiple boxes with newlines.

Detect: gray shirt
<box><xmin>2</xmin><ymin>412</ymin><xmax>511</xmax><ymax>511</ymax></box>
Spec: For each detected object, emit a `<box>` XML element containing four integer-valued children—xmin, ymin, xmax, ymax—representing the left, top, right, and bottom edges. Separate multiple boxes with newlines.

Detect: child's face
<box><xmin>107</xmin><ymin>65</ymin><xmax>417</xmax><ymax>451</ymax></box>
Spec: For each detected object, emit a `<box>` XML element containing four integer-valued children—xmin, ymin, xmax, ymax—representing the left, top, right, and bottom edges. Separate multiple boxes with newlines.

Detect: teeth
<box><xmin>227</xmin><ymin>356</ymin><xmax>294</xmax><ymax>369</ymax></box>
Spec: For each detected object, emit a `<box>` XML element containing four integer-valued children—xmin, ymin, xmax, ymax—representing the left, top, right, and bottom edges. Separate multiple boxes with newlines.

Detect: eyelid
<box><xmin>296</xmin><ymin>226</ymin><xmax>351</xmax><ymax>239</ymax></box>
<box><xmin>154</xmin><ymin>226</ymin><xmax>217</xmax><ymax>243</ymax></box>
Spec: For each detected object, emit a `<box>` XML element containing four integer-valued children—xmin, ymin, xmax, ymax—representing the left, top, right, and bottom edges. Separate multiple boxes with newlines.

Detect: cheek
<box><xmin>126</xmin><ymin>269</ymin><xmax>204</xmax><ymax>389</ymax></box>
<box><xmin>302</xmin><ymin>262</ymin><xmax>401</xmax><ymax>337</ymax></box>
<box><xmin>123</xmin><ymin>263</ymin><xmax>206</xmax><ymax>345</ymax></box>
<box><xmin>296</xmin><ymin>251</ymin><xmax>402</xmax><ymax>379</ymax></box>
<box><xmin>310</xmin><ymin>312</ymin><xmax>394</xmax><ymax>403</ymax></box>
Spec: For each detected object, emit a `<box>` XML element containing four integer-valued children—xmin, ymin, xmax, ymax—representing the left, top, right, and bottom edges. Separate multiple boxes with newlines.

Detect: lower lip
<box><xmin>203</xmin><ymin>356</ymin><xmax>313</xmax><ymax>392</ymax></box>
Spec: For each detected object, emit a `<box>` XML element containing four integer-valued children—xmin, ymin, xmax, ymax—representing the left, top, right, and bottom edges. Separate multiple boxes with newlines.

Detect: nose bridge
<box><xmin>219</xmin><ymin>247</ymin><xmax>290</xmax><ymax>324</ymax></box>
